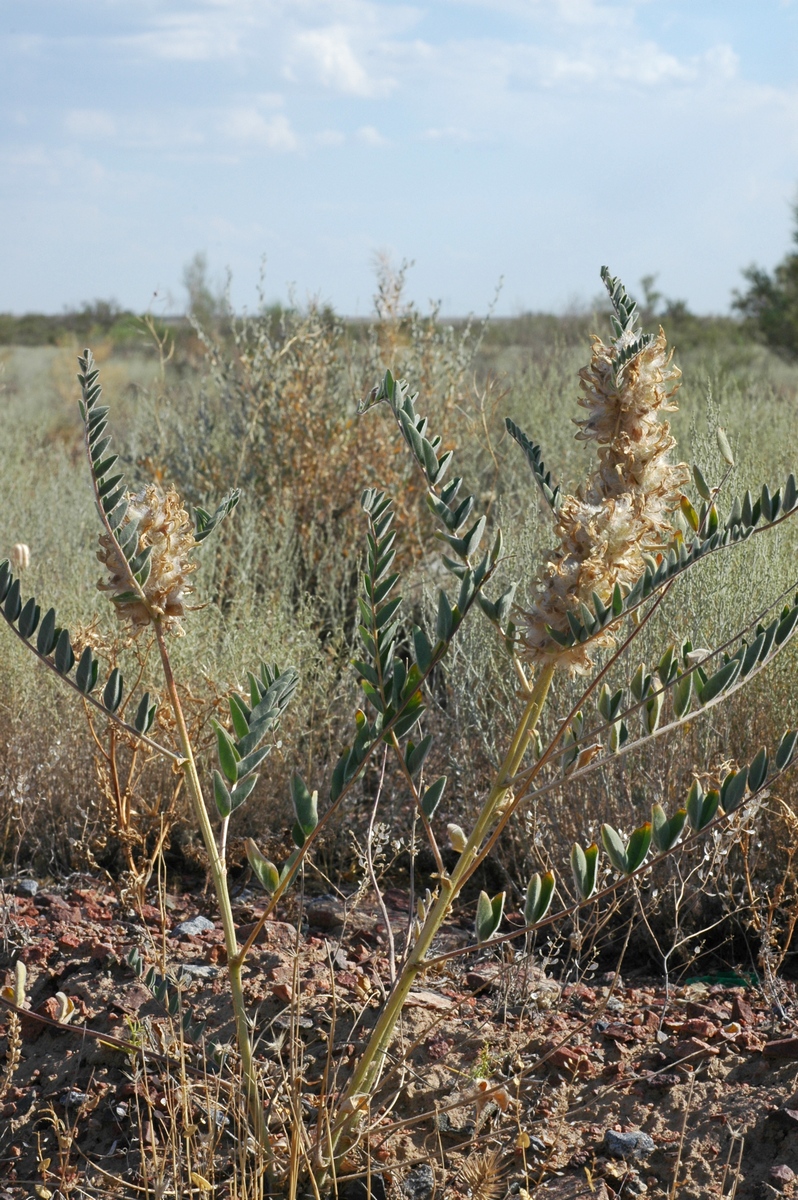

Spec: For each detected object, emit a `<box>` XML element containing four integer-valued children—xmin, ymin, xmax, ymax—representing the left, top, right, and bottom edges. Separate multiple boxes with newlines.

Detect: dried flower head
<box><xmin>98</xmin><ymin>485</ymin><xmax>196</xmax><ymax>634</ymax></box>
<box><xmin>521</xmin><ymin>305</ymin><xmax>689</xmax><ymax>673</ymax></box>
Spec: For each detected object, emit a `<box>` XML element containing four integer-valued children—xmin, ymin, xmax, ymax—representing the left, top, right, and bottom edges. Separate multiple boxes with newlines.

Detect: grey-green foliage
<box><xmin>2</xmin><ymin>288</ymin><xmax>798</xmax><ymax>885</ymax></box>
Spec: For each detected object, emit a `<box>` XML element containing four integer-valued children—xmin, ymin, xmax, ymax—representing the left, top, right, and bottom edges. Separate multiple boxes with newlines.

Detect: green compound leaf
<box><xmin>672</xmin><ymin>672</ymin><xmax>693</xmax><ymax>718</ymax></box>
<box><xmin>697</xmin><ymin>657</ymin><xmax>742</xmax><ymax>705</ymax></box>
<box><xmin>436</xmin><ymin>590</ymin><xmax>454</xmax><ymax>642</ymax></box>
<box><xmin>776</xmin><ymin>729</ymin><xmax>798</xmax><ymax>772</ymax></box>
<box><xmin>686</xmin><ymin>780</ymin><xmax>721</xmax><ymax>831</ymax></box>
<box><xmin>651</xmin><ymin>804</ymin><xmax>687</xmax><ymax>853</ymax></box>
<box><xmin>524</xmin><ymin>871</ymin><xmax>556</xmax><ymax>926</ymax></box>
<box><xmin>4</xmin><ymin>579</ymin><xmax>21</xmax><ymax>623</ymax></box>
<box><xmin>212</xmin><ymin>720</ymin><xmax>240</xmax><ymax>785</ymax></box>
<box><xmin>37</xmin><ymin>608</ymin><xmax>57</xmax><ymax>656</ymax></box>
<box><xmin>193</xmin><ymin>489</ymin><xmax>241</xmax><ymax>543</ymax></box>
<box><xmin>571</xmin><ymin>842</ymin><xmax>599</xmax><ymax>900</ymax></box>
<box><xmin>625</xmin><ymin>823</ymin><xmax>652</xmax><ymax>872</ymax></box>
<box><xmin>693</xmin><ymin>464</ymin><xmax>712</xmax><ymax>502</ymax></box>
<box><xmin>75</xmin><ymin>646</ymin><xmax>97</xmax><ymax>694</ymax></box>
<box><xmin>17</xmin><ymin>597</ymin><xmax>40</xmax><ymax>640</ymax></box>
<box><xmin>213</xmin><ymin>770</ymin><xmax>232</xmax><ymax>819</ymax></box>
<box><xmin>229</xmin><ymin>774</ymin><xmax>258</xmax><ymax>813</ymax></box>
<box><xmin>600</xmin><ymin>816</ymin><xmax>652</xmax><ymax>873</ymax></box>
<box><xmin>775</xmin><ymin>606</ymin><xmax>798</xmax><ymax>647</ymax></box>
<box><xmin>134</xmin><ymin>691</ymin><xmax>156</xmax><ymax>733</ymax></box>
<box><xmin>246</xmin><ymin>839</ymin><xmax>280</xmax><ymax>894</ymax></box>
<box><xmin>721</xmin><ymin>768</ymin><xmax>749</xmax><ymax>813</ymax></box>
<box><xmin>102</xmin><ymin>667</ymin><xmax>123</xmax><ymax>713</ymax></box>
<box><xmin>475</xmin><ymin>890</ymin><xmax>505</xmax><ymax>944</ymax></box>
<box><xmin>601</xmin><ymin>824</ymin><xmax>628</xmax><ymax>874</ymax></box>
<box><xmin>413</xmin><ymin>625</ymin><xmax>433</xmax><ymax>672</ymax></box>
<box><xmin>420</xmin><ymin>775</ymin><xmax>446</xmax><ymax>818</ymax></box>
<box><xmin>291</xmin><ymin>772</ymin><xmax>318</xmax><ymax>837</ymax></box>
<box><xmin>747</xmin><ymin>747</ymin><xmax>768</xmax><ymax>793</ymax></box>
<box><xmin>505</xmin><ymin>419</ymin><xmax>562</xmax><ymax>514</ymax></box>
<box><xmin>54</xmin><ymin>628</ymin><xmax>75</xmax><ymax>675</ymax></box>
<box><xmin>235</xmin><ymin>744</ymin><xmax>272</xmax><ymax>780</ymax></box>
<box><xmin>406</xmin><ymin>734</ymin><xmax>432</xmax><ymax>777</ymax></box>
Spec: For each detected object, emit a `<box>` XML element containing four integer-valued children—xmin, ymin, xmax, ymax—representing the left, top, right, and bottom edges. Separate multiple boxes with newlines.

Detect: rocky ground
<box><xmin>2</xmin><ymin>877</ymin><xmax>798</xmax><ymax>1200</ymax></box>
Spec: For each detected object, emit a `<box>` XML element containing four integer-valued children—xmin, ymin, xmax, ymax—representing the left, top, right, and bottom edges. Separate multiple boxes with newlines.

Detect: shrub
<box><xmin>2</xmin><ymin>266</ymin><xmax>798</xmax><ymax>1196</ymax></box>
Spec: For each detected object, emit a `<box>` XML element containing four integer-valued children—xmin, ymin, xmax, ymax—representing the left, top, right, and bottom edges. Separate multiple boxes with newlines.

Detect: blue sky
<box><xmin>1</xmin><ymin>0</ymin><xmax>797</xmax><ymax>316</ymax></box>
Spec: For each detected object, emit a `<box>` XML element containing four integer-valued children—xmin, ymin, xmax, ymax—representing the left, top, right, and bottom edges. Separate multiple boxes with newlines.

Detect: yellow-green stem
<box><xmin>154</xmin><ymin>627</ymin><xmax>270</xmax><ymax>1161</ymax></box>
<box><xmin>326</xmin><ymin>662</ymin><xmax>555</xmax><ymax>1164</ymax></box>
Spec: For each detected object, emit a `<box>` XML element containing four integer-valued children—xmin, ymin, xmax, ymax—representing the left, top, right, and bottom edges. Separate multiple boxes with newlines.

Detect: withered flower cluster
<box><xmin>98</xmin><ymin>485</ymin><xmax>196</xmax><ymax>633</ymax></box>
<box><xmin>521</xmin><ymin>327</ymin><xmax>689</xmax><ymax>673</ymax></box>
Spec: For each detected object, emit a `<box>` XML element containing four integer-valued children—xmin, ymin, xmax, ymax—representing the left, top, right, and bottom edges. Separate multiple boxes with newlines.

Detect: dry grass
<box><xmin>1</xmin><ymin>296</ymin><xmax>797</xmax><ymax>933</ymax></box>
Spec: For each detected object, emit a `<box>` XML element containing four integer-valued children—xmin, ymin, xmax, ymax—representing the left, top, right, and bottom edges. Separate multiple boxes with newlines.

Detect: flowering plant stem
<box><xmin>326</xmin><ymin>661</ymin><xmax>555</xmax><ymax>1166</ymax></box>
<box><xmin>153</xmin><ymin>625</ymin><xmax>270</xmax><ymax>1163</ymax></box>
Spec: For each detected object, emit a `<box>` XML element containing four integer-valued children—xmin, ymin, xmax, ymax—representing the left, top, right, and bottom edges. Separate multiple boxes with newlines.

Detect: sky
<box><xmin>1</xmin><ymin>0</ymin><xmax>797</xmax><ymax>317</ymax></box>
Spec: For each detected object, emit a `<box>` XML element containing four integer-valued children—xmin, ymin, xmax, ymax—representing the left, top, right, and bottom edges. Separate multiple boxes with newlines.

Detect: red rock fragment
<box><xmin>545</xmin><ymin>1044</ymin><xmax>591</xmax><ymax>1075</ymax></box>
<box><xmin>21</xmin><ymin>938</ymin><xmax>56</xmax><ymax>964</ymax></box>
<box><xmin>602</xmin><ymin>1023</ymin><xmax>635</xmax><ymax>1043</ymax></box>
<box><xmin>426</xmin><ymin>1035</ymin><xmax>453</xmax><ymax>1061</ymax></box>
<box><xmin>770</xmin><ymin>1164</ymin><xmax>795</xmax><ymax>1190</ymax></box>
<box><xmin>731</xmin><ymin>994</ymin><xmax>755</xmax><ymax>1025</ymax></box>
<box><xmin>763</xmin><ymin>1037</ymin><xmax>798</xmax><ymax>1061</ymax></box>
<box><xmin>20</xmin><ymin>995</ymin><xmax>62</xmax><ymax>1042</ymax></box>
<box><xmin>734</xmin><ymin>1030</ymin><xmax>764</xmax><ymax>1052</ymax></box>
<box><xmin>88</xmin><ymin>941</ymin><xmax>114</xmax><ymax>962</ymax></box>
<box><xmin>667</xmin><ymin>1037</ymin><xmax>719</xmax><ymax>1062</ymax></box>
<box><xmin>681</xmin><ymin>1018</ymin><xmax>718</xmax><ymax>1039</ymax></box>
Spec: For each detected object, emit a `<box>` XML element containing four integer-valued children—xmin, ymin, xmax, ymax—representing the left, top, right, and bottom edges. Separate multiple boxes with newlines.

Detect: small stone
<box><xmin>14</xmin><ymin>879</ymin><xmax>38</xmax><ymax>898</ymax></box>
<box><xmin>171</xmin><ymin>915</ymin><xmax>215</xmax><ymax>938</ymax></box>
<box><xmin>731</xmin><ymin>994</ymin><xmax>755</xmax><ymax>1025</ymax></box>
<box><xmin>763</xmin><ymin>1037</ymin><xmax>798</xmax><ymax>1060</ymax></box>
<box><xmin>60</xmin><ymin>1090</ymin><xmax>89</xmax><ymax>1107</ymax></box>
<box><xmin>177</xmin><ymin>963</ymin><xmax>219</xmax><ymax>980</ymax></box>
<box><xmin>306</xmin><ymin>897</ymin><xmax>346</xmax><ymax>930</ymax></box>
<box><xmin>767</xmin><ymin>1106</ymin><xmax>798</xmax><ymax>1131</ymax></box>
<box><xmin>402</xmin><ymin>1164</ymin><xmax>434</xmax><ymax>1200</ymax></box>
<box><xmin>770</xmin><ymin>1164</ymin><xmax>795</xmax><ymax>1189</ymax></box>
<box><xmin>603</xmin><ymin>1130</ymin><xmax>656</xmax><ymax>1160</ymax></box>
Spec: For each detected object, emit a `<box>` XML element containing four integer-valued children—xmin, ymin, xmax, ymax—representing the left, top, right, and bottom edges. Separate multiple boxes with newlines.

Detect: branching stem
<box><xmin>323</xmin><ymin>661</ymin><xmax>555</xmax><ymax>1169</ymax></box>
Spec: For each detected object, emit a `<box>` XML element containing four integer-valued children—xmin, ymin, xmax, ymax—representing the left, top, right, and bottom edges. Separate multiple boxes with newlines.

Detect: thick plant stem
<box><xmin>153</xmin><ymin>628</ymin><xmax>270</xmax><ymax>1161</ymax></box>
<box><xmin>326</xmin><ymin>662</ymin><xmax>556</xmax><ymax>1164</ymax></box>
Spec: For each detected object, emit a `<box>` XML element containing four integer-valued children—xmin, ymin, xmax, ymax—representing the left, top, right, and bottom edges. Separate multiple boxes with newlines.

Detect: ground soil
<box><xmin>2</xmin><ymin>877</ymin><xmax>798</xmax><ymax>1200</ymax></box>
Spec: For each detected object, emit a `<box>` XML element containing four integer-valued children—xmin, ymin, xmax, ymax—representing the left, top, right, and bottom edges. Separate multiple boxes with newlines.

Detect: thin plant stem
<box><xmin>366</xmin><ymin>746</ymin><xmax>397</xmax><ymax>983</ymax></box>
<box><xmin>152</xmin><ymin>624</ymin><xmax>271</xmax><ymax>1167</ymax></box>
<box><xmin>323</xmin><ymin>661</ymin><xmax>556</xmax><ymax>1171</ymax></box>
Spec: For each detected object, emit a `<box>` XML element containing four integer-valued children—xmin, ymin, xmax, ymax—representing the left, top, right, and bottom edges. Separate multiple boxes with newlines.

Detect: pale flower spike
<box><xmin>98</xmin><ymin>484</ymin><xmax>197</xmax><ymax>633</ymax></box>
<box><xmin>521</xmin><ymin>277</ymin><xmax>689</xmax><ymax>673</ymax></box>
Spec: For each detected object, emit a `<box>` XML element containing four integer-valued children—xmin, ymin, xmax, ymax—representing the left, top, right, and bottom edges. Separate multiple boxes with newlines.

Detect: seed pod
<box><xmin>10</xmin><ymin>544</ymin><xmax>30</xmax><ymax>571</ymax></box>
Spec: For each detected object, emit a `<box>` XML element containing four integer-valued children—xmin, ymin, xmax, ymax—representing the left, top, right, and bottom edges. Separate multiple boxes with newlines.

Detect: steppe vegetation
<box><xmin>2</xmin><ymin>258</ymin><xmax>798</xmax><ymax>1199</ymax></box>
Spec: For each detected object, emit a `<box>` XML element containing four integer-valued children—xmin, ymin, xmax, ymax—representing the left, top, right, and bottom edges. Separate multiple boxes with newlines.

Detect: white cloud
<box><xmin>64</xmin><ymin>109</ymin><xmax>117</xmax><ymax>138</ymax></box>
<box><xmin>122</xmin><ymin>12</ymin><xmax>246</xmax><ymax>61</ymax></box>
<box><xmin>315</xmin><ymin>129</ymin><xmax>346</xmax><ymax>146</ymax></box>
<box><xmin>290</xmin><ymin>24</ymin><xmax>392</xmax><ymax>96</ymax></box>
<box><xmin>220</xmin><ymin>109</ymin><xmax>298</xmax><ymax>150</ymax></box>
<box><xmin>356</xmin><ymin>124</ymin><xmax>388</xmax><ymax>147</ymax></box>
<box><xmin>421</xmin><ymin>126</ymin><xmax>473</xmax><ymax>142</ymax></box>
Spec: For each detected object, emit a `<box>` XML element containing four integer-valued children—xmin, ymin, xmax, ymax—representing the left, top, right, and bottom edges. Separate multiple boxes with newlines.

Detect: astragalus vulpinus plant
<box><xmin>2</xmin><ymin>267</ymin><xmax>798</xmax><ymax>1196</ymax></box>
